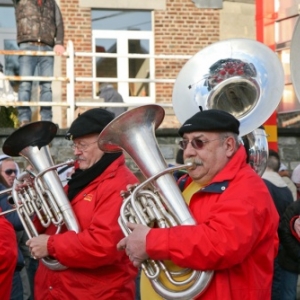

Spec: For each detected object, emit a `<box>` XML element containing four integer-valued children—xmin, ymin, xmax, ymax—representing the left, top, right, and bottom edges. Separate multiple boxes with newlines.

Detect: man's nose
<box><xmin>183</xmin><ymin>142</ymin><xmax>197</xmax><ymax>156</ymax></box>
<box><xmin>73</xmin><ymin>148</ymin><xmax>82</xmax><ymax>155</ymax></box>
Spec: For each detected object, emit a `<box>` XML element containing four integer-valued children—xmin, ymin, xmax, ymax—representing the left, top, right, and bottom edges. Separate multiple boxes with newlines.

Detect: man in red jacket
<box><xmin>118</xmin><ymin>109</ymin><xmax>279</xmax><ymax>300</ymax></box>
<box><xmin>26</xmin><ymin>108</ymin><xmax>139</xmax><ymax>299</ymax></box>
<box><xmin>0</xmin><ymin>215</ymin><xmax>18</xmax><ymax>300</ymax></box>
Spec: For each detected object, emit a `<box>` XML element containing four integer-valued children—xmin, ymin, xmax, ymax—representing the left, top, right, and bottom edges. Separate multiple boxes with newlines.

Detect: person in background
<box><xmin>0</xmin><ymin>154</ymin><xmax>28</xmax><ymax>300</ymax></box>
<box><xmin>291</xmin><ymin>164</ymin><xmax>300</xmax><ymax>200</ymax></box>
<box><xmin>98</xmin><ymin>83</ymin><xmax>127</xmax><ymax>117</ymax></box>
<box><xmin>278</xmin><ymin>199</ymin><xmax>300</xmax><ymax>300</ymax></box>
<box><xmin>279</xmin><ymin>163</ymin><xmax>297</xmax><ymax>201</ymax></box>
<box><xmin>261</xmin><ymin>151</ymin><xmax>294</xmax><ymax>300</ymax></box>
<box><xmin>118</xmin><ymin>109</ymin><xmax>279</xmax><ymax>300</ymax></box>
<box><xmin>269</xmin><ymin>149</ymin><xmax>297</xmax><ymax>201</ymax></box>
<box><xmin>279</xmin><ymin>162</ymin><xmax>291</xmax><ymax>178</ymax></box>
<box><xmin>26</xmin><ymin>108</ymin><xmax>138</xmax><ymax>299</ymax></box>
<box><xmin>11</xmin><ymin>0</ymin><xmax>65</xmax><ymax>126</ymax></box>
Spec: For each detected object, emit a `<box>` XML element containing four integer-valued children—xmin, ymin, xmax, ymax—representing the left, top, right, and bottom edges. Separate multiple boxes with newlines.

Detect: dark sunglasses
<box><xmin>179</xmin><ymin>138</ymin><xmax>224</xmax><ymax>150</ymax></box>
<box><xmin>4</xmin><ymin>169</ymin><xmax>17</xmax><ymax>176</ymax></box>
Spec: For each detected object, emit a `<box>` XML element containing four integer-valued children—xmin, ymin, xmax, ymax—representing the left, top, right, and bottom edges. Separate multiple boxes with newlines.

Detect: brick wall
<box><xmin>59</xmin><ymin>1</ymin><xmax>93</xmax><ymax>126</ymax></box>
<box><xmin>1</xmin><ymin>129</ymin><xmax>300</xmax><ymax>178</ymax></box>
<box><xmin>155</xmin><ymin>0</ymin><xmax>220</xmax><ymax>104</ymax></box>
<box><xmin>0</xmin><ymin>128</ymin><xmax>181</xmax><ymax>176</ymax></box>
<box><xmin>2</xmin><ymin>125</ymin><xmax>300</xmax><ymax>180</ymax></box>
<box><xmin>55</xmin><ymin>0</ymin><xmax>220</xmax><ymax>127</ymax></box>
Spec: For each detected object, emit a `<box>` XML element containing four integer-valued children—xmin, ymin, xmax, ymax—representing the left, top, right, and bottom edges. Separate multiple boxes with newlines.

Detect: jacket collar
<box><xmin>182</xmin><ymin>146</ymin><xmax>250</xmax><ymax>193</ymax></box>
<box><xmin>209</xmin><ymin>145</ymin><xmax>248</xmax><ymax>184</ymax></box>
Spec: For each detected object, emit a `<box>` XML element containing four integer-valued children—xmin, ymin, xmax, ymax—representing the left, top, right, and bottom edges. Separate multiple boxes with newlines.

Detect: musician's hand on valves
<box><xmin>294</xmin><ymin>217</ymin><xmax>300</xmax><ymax>237</ymax></box>
<box><xmin>117</xmin><ymin>223</ymin><xmax>150</xmax><ymax>268</ymax></box>
<box><xmin>14</xmin><ymin>173</ymin><xmax>34</xmax><ymax>192</ymax></box>
<box><xmin>26</xmin><ymin>234</ymin><xmax>50</xmax><ymax>260</ymax></box>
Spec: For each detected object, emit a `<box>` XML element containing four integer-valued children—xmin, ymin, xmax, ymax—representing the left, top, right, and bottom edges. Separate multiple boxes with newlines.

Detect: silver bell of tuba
<box><xmin>98</xmin><ymin>105</ymin><xmax>213</xmax><ymax>300</ymax></box>
<box><xmin>2</xmin><ymin>121</ymin><xmax>80</xmax><ymax>270</ymax></box>
<box><xmin>172</xmin><ymin>38</ymin><xmax>284</xmax><ymax>174</ymax></box>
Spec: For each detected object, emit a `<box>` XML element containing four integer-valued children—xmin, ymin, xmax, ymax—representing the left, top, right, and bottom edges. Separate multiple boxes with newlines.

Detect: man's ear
<box><xmin>224</xmin><ymin>136</ymin><xmax>236</xmax><ymax>158</ymax></box>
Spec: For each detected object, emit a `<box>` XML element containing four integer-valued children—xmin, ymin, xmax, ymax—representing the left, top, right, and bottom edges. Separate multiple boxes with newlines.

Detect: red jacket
<box><xmin>34</xmin><ymin>155</ymin><xmax>138</xmax><ymax>300</ymax></box>
<box><xmin>0</xmin><ymin>216</ymin><xmax>17</xmax><ymax>300</ymax></box>
<box><xmin>146</xmin><ymin>146</ymin><xmax>279</xmax><ymax>300</ymax></box>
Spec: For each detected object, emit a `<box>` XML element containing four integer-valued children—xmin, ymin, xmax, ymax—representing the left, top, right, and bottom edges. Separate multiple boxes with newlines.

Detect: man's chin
<box><xmin>188</xmin><ymin>166</ymin><xmax>202</xmax><ymax>175</ymax></box>
<box><xmin>78</xmin><ymin>161</ymin><xmax>87</xmax><ymax>170</ymax></box>
<box><xmin>189</xmin><ymin>170</ymin><xmax>205</xmax><ymax>181</ymax></box>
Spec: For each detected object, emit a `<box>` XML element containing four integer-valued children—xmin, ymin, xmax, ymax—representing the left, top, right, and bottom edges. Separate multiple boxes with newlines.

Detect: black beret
<box><xmin>178</xmin><ymin>109</ymin><xmax>240</xmax><ymax>136</ymax></box>
<box><xmin>65</xmin><ymin>108</ymin><xmax>115</xmax><ymax>140</ymax></box>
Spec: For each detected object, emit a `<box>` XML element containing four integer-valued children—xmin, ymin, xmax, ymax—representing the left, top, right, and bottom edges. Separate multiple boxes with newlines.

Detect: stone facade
<box><xmin>0</xmin><ymin>128</ymin><xmax>182</xmax><ymax>174</ymax></box>
<box><xmin>1</xmin><ymin>127</ymin><xmax>299</xmax><ymax>176</ymax></box>
<box><xmin>278</xmin><ymin>131</ymin><xmax>300</xmax><ymax>172</ymax></box>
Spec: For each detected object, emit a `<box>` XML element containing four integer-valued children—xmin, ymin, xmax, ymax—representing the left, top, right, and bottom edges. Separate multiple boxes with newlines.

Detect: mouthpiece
<box><xmin>184</xmin><ymin>159</ymin><xmax>203</xmax><ymax>170</ymax></box>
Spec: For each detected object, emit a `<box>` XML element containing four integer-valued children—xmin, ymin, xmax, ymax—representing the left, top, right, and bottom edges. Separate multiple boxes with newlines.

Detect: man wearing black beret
<box><xmin>65</xmin><ymin>108</ymin><xmax>116</xmax><ymax>141</ymax></box>
<box><xmin>118</xmin><ymin>109</ymin><xmax>279</xmax><ymax>300</ymax></box>
<box><xmin>26</xmin><ymin>108</ymin><xmax>139</xmax><ymax>299</ymax></box>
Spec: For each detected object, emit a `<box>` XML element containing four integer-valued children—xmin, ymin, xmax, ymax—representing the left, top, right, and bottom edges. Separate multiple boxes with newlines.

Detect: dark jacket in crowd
<box><xmin>262</xmin><ymin>169</ymin><xmax>294</xmax><ymax>218</ymax></box>
<box><xmin>12</xmin><ymin>0</ymin><xmax>64</xmax><ymax>47</ymax></box>
<box><xmin>278</xmin><ymin>200</ymin><xmax>300</xmax><ymax>273</ymax></box>
<box><xmin>99</xmin><ymin>84</ymin><xmax>127</xmax><ymax>117</ymax></box>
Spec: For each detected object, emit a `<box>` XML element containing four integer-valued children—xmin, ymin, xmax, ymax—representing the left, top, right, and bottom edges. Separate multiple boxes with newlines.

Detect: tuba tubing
<box><xmin>98</xmin><ymin>104</ymin><xmax>213</xmax><ymax>300</ymax></box>
<box><xmin>2</xmin><ymin>121</ymin><xmax>80</xmax><ymax>271</ymax></box>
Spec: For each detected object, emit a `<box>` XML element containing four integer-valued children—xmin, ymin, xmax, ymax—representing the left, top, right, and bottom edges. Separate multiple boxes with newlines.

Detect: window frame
<box><xmin>92</xmin><ymin>29</ymin><xmax>155</xmax><ymax>103</ymax></box>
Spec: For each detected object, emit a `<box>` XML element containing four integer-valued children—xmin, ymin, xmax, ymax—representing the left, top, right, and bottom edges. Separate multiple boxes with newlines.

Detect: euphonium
<box><xmin>98</xmin><ymin>105</ymin><xmax>213</xmax><ymax>300</ymax></box>
<box><xmin>2</xmin><ymin>121</ymin><xmax>80</xmax><ymax>270</ymax></box>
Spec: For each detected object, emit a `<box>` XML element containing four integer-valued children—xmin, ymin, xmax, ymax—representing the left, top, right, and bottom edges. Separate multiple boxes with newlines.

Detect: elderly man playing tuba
<box><xmin>26</xmin><ymin>108</ymin><xmax>139</xmax><ymax>299</ymax></box>
<box><xmin>118</xmin><ymin>109</ymin><xmax>279</xmax><ymax>300</ymax></box>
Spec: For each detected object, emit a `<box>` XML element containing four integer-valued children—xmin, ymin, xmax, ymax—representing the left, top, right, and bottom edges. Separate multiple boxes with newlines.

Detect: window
<box><xmin>92</xmin><ymin>10</ymin><xmax>154</xmax><ymax>102</ymax></box>
<box><xmin>92</xmin><ymin>10</ymin><xmax>152</xmax><ymax>31</ymax></box>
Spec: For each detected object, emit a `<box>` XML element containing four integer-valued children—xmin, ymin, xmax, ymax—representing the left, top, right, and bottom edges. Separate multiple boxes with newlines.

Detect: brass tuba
<box><xmin>172</xmin><ymin>38</ymin><xmax>284</xmax><ymax>174</ymax></box>
<box><xmin>98</xmin><ymin>105</ymin><xmax>213</xmax><ymax>300</ymax></box>
<box><xmin>1</xmin><ymin>121</ymin><xmax>80</xmax><ymax>270</ymax></box>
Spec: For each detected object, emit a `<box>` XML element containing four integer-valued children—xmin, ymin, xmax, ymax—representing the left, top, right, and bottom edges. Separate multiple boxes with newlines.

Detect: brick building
<box><xmin>0</xmin><ymin>0</ymin><xmax>255</xmax><ymax>128</ymax></box>
<box><xmin>60</xmin><ymin>0</ymin><xmax>221</xmax><ymax>127</ymax></box>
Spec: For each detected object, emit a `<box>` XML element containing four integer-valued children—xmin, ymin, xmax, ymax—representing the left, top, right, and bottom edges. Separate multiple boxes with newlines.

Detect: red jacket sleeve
<box><xmin>0</xmin><ymin>217</ymin><xmax>18</xmax><ymax>300</ymax></box>
<box><xmin>146</xmin><ymin>181</ymin><xmax>278</xmax><ymax>271</ymax></box>
<box><xmin>47</xmin><ymin>166</ymin><xmax>138</xmax><ymax>269</ymax></box>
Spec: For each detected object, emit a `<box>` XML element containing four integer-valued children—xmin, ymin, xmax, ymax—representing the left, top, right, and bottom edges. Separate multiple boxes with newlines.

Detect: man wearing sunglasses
<box><xmin>0</xmin><ymin>154</ymin><xmax>19</xmax><ymax>300</ymax></box>
<box><xmin>118</xmin><ymin>109</ymin><xmax>279</xmax><ymax>300</ymax></box>
<box><xmin>26</xmin><ymin>108</ymin><xmax>139</xmax><ymax>299</ymax></box>
<box><xmin>0</xmin><ymin>155</ymin><xmax>19</xmax><ymax>188</ymax></box>
<box><xmin>0</xmin><ymin>155</ymin><xmax>31</xmax><ymax>300</ymax></box>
